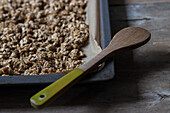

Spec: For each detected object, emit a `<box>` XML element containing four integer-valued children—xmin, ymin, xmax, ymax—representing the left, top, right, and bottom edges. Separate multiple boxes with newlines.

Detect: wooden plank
<box><xmin>109</xmin><ymin>3</ymin><xmax>170</xmax><ymax>36</ymax></box>
<box><xmin>108</xmin><ymin>2</ymin><xmax>170</xmax><ymax>112</ymax></box>
<box><xmin>109</xmin><ymin>4</ymin><xmax>170</xmax><ymax>20</ymax></box>
<box><xmin>109</xmin><ymin>0</ymin><xmax>170</xmax><ymax>5</ymax></box>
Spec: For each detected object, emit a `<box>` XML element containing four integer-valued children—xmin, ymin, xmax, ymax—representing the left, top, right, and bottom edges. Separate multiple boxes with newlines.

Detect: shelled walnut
<box><xmin>0</xmin><ymin>0</ymin><xmax>89</xmax><ymax>76</ymax></box>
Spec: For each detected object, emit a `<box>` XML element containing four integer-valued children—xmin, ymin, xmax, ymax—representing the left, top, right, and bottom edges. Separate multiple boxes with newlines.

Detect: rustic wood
<box><xmin>0</xmin><ymin>0</ymin><xmax>170</xmax><ymax>113</ymax></box>
<box><xmin>109</xmin><ymin>0</ymin><xmax>170</xmax><ymax>5</ymax></box>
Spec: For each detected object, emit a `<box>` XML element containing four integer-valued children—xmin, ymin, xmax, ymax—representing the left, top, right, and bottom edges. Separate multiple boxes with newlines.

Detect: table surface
<box><xmin>1</xmin><ymin>0</ymin><xmax>170</xmax><ymax>113</ymax></box>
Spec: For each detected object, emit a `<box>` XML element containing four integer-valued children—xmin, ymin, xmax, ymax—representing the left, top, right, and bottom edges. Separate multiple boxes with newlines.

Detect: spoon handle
<box><xmin>30</xmin><ymin>68</ymin><xmax>84</xmax><ymax>109</ymax></box>
<box><xmin>30</xmin><ymin>49</ymin><xmax>110</xmax><ymax>109</ymax></box>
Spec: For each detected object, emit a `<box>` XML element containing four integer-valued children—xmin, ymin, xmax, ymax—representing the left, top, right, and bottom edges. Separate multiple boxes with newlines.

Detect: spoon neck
<box><xmin>79</xmin><ymin>48</ymin><xmax>112</xmax><ymax>72</ymax></box>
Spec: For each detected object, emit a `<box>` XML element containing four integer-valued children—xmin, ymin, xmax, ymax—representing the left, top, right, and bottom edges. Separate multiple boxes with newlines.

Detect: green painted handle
<box><xmin>30</xmin><ymin>68</ymin><xmax>84</xmax><ymax>109</ymax></box>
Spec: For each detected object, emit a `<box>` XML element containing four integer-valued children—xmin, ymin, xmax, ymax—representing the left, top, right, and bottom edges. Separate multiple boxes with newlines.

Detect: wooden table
<box><xmin>1</xmin><ymin>0</ymin><xmax>170</xmax><ymax>112</ymax></box>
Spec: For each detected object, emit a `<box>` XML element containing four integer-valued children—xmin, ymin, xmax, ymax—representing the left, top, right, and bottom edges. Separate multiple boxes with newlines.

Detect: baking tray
<box><xmin>0</xmin><ymin>0</ymin><xmax>114</xmax><ymax>85</ymax></box>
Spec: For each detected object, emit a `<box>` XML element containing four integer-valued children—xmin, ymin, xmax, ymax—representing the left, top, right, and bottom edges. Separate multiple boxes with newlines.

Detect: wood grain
<box><xmin>109</xmin><ymin>0</ymin><xmax>170</xmax><ymax>5</ymax></box>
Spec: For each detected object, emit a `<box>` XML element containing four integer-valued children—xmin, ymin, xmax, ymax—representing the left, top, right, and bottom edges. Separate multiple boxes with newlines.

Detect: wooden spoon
<box><xmin>30</xmin><ymin>27</ymin><xmax>151</xmax><ymax>109</ymax></box>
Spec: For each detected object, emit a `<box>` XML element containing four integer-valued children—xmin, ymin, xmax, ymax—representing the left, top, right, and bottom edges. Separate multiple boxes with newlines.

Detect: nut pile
<box><xmin>0</xmin><ymin>0</ymin><xmax>89</xmax><ymax>76</ymax></box>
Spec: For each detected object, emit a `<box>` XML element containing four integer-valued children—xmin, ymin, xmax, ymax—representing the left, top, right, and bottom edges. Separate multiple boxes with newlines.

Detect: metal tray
<box><xmin>0</xmin><ymin>0</ymin><xmax>114</xmax><ymax>85</ymax></box>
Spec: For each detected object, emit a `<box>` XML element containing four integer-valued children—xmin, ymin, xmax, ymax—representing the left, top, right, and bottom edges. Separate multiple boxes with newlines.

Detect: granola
<box><xmin>0</xmin><ymin>0</ymin><xmax>89</xmax><ymax>76</ymax></box>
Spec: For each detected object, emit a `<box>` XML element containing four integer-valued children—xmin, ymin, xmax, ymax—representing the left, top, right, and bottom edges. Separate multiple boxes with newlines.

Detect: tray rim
<box><xmin>0</xmin><ymin>0</ymin><xmax>114</xmax><ymax>85</ymax></box>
